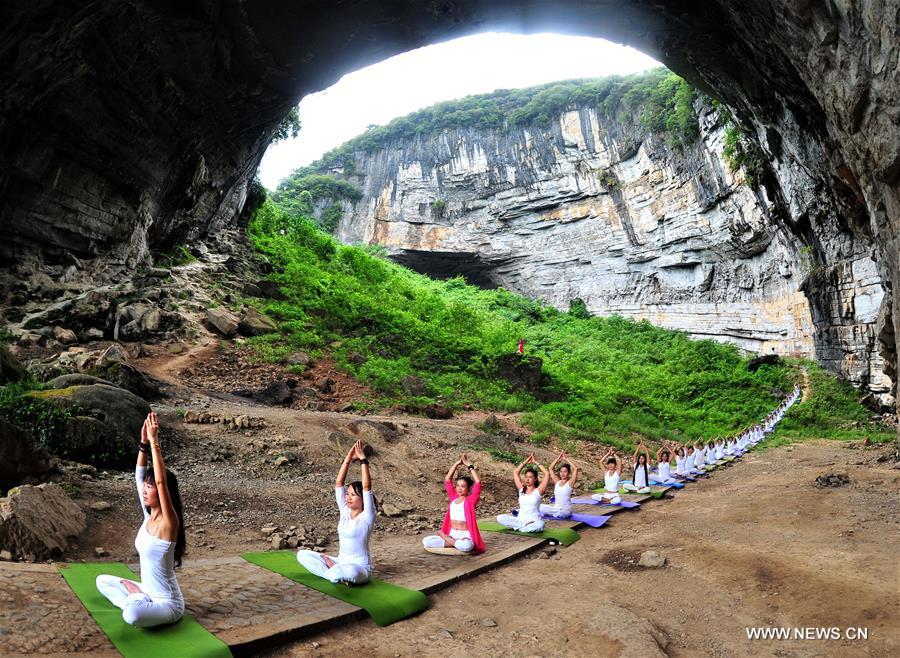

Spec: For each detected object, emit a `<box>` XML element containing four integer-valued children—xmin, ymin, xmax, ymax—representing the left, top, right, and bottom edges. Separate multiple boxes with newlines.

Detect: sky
<box><xmin>258</xmin><ymin>32</ymin><xmax>660</xmax><ymax>190</ymax></box>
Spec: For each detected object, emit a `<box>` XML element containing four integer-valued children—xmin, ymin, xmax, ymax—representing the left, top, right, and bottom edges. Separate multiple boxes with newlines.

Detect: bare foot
<box><xmin>322</xmin><ymin>555</ymin><xmax>335</xmax><ymax>569</ymax></box>
<box><xmin>120</xmin><ymin>580</ymin><xmax>143</xmax><ymax>595</ymax></box>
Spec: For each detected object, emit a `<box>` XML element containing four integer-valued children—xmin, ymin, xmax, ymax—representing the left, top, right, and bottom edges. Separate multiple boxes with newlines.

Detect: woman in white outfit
<box><xmin>297</xmin><ymin>440</ymin><xmax>375</xmax><ymax>585</ymax></box>
<box><xmin>497</xmin><ymin>453</ymin><xmax>550</xmax><ymax>532</ymax></box>
<box><xmin>623</xmin><ymin>441</ymin><xmax>652</xmax><ymax>493</ymax></box>
<box><xmin>591</xmin><ymin>449</ymin><xmax>623</xmax><ymax>504</ymax></box>
<box><xmin>651</xmin><ymin>443</ymin><xmax>677</xmax><ymax>485</ymax></box>
<box><xmin>95</xmin><ymin>412</ymin><xmax>185</xmax><ymax>628</ymax></box>
<box><xmin>539</xmin><ymin>452</ymin><xmax>578</xmax><ymax>519</ymax></box>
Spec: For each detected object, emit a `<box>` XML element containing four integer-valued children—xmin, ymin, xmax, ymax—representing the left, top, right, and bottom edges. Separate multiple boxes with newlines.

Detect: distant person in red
<box><xmin>517</xmin><ymin>339</ymin><xmax>525</xmax><ymax>354</ymax></box>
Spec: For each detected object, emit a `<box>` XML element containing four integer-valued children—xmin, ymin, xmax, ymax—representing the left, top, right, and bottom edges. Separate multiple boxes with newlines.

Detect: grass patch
<box><xmin>245</xmin><ymin>200</ymin><xmax>887</xmax><ymax>448</ymax></box>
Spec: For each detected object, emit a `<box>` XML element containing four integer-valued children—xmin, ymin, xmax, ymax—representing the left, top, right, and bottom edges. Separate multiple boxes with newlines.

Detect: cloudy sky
<box><xmin>258</xmin><ymin>32</ymin><xmax>660</xmax><ymax>189</ymax></box>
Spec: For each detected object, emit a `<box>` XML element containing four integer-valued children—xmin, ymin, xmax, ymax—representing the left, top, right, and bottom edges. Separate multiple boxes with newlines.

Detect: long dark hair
<box><xmin>348</xmin><ymin>480</ymin><xmax>376</xmax><ymax>512</ymax></box>
<box><xmin>144</xmin><ymin>468</ymin><xmax>186</xmax><ymax>567</ymax></box>
<box><xmin>521</xmin><ymin>466</ymin><xmax>538</xmax><ymax>494</ymax></box>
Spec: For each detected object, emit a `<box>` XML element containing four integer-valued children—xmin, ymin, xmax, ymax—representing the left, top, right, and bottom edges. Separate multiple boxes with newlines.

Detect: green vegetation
<box><xmin>0</xmin><ymin>381</ymin><xmax>81</xmax><ymax>460</ymax></box>
<box><xmin>770</xmin><ymin>362</ymin><xmax>894</xmax><ymax>444</ymax></box>
<box><xmin>431</xmin><ymin>199</ymin><xmax>447</xmax><ymax>214</ymax></box>
<box><xmin>240</xmin><ymin>200</ymin><xmax>886</xmax><ymax>449</ymax></box>
<box><xmin>153</xmin><ymin>245</ymin><xmax>196</xmax><ymax>268</ymax></box>
<box><xmin>272</xmin><ymin>106</ymin><xmax>301</xmax><ymax>144</ymax></box>
<box><xmin>722</xmin><ymin>122</ymin><xmax>767</xmax><ymax>187</ymax></box>
<box><xmin>288</xmin><ymin>68</ymin><xmax>701</xmax><ymax>180</ymax></box>
<box><xmin>271</xmin><ymin>173</ymin><xmax>362</xmax><ymax>233</ymax></box>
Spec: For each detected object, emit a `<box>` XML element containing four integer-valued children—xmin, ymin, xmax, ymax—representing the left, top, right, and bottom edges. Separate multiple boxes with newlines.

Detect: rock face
<box><xmin>334</xmin><ymin>103</ymin><xmax>891</xmax><ymax>401</ymax></box>
<box><xmin>0</xmin><ymin>483</ymin><xmax>86</xmax><ymax>561</ymax></box>
<box><xmin>0</xmin><ymin>420</ymin><xmax>54</xmax><ymax>492</ymax></box>
<box><xmin>0</xmin><ymin>1</ymin><xmax>897</xmax><ymax>404</ymax></box>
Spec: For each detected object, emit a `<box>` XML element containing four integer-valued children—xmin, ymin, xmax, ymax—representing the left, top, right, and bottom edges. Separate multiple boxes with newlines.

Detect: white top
<box><xmin>554</xmin><ymin>481</ymin><xmax>573</xmax><ymax>513</ymax></box>
<box><xmin>685</xmin><ymin>452</ymin><xmax>696</xmax><ymax>470</ymax></box>
<box><xmin>633</xmin><ymin>463</ymin><xmax>648</xmax><ymax>488</ymax></box>
<box><xmin>674</xmin><ymin>455</ymin><xmax>685</xmax><ymax>474</ymax></box>
<box><xmin>335</xmin><ymin>486</ymin><xmax>376</xmax><ymax>571</ymax></box>
<box><xmin>706</xmin><ymin>449</ymin><xmax>717</xmax><ymax>465</ymax></box>
<box><xmin>658</xmin><ymin>461</ymin><xmax>672</xmax><ymax>480</ymax></box>
<box><xmin>449</xmin><ymin>498</ymin><xmax>467</xmax><ymax>522</ymax></box>
<box><xmin>715</xmin><ymin>445</ymin><xmax>725</xmax><ymax>459</ymax></box>
<box><xmin>133</xmin><ymin>466</ymin><xmax>183</xmax><ymax>605</ymax></box>
<box><xmin>604</xmin><ymin>470</ymin><xmax>620</xmax><ymax>493</ymax></box>
<box><xmin>518</xmin><ymin>488</ymin><xmax>542</xmax><ymax>521</ymax></box>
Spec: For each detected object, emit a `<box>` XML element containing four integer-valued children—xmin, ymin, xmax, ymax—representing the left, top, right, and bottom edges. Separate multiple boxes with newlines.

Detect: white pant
<box><xmin>422</xmin><ymin>535</ymin><xmax>474</xmax><ymax>552</ymax></box>
<box><xmin>591</xmin><ymin>492</ymin><xmax>621</xmax><ymax>504</ymax></box>
<box><xmin>296</xmin><ymin>550</ymin><xmax>370</xmax><ymax>585</ymax></box>
<box><xmin>651</xmin><ymin>475</ymin><xmax>675</xmax><ymax>485</ymax></box>
<box><xmin>496</xmin><ymin>514</ymin><xmax>544</xmax><ymax>532</ymax></box>
<box><xmin>539</xmin><ymin>503</ymin><xmax>571</xmax><ymax>519</ymax></box>
<box><xmin>622</xmin><ymin>483</ymin><xmax>650</xmax><ymax>493</ymax></box>
<box><xmin>95</xmin><ymin>574</ymin><xmax>183</xmax><ymax>628</ymax></box>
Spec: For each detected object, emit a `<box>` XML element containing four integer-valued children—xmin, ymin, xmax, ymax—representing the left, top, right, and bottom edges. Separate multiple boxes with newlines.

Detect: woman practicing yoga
<box><xmin>651</xmin><ymin>444</ymin><xmax>677</xmax><ymax>485</ymax></box>
<box><xmin>496</xmin><ymin>453</ymin><xmax>550</xmax><ymax>532</ymax></box>
<box><xmin>591</xmin><ymin>449</ymin><xmax>623</xmax><ymax>504</ymax></box>
<box><xmin>422</xmin><ymin>453</ymin><xmax>485</xmax><ymax>553</ymax></box>
<box><xmin>622</xmin><ymin>441</ymin><xmax>652</xmax><ymax>493</ymax></box>
<box><xmin>539</xmin><ymin>452</ymin><xmax>578</xmax><ymax>519</ymax></box>
<box><xmin>297</xmin><ymin>440</ymin><xmax>375</xmax><ymax>585</ymax></box>
<box><xmin>95</xmin><ymin>412</ymin><xmax>185</xmax><ymax>628</ymax></box>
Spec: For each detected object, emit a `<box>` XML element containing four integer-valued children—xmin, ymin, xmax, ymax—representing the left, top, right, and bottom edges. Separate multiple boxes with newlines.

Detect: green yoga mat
<box><xmin>57</xmin><ymin>562</ymin><xmax>231</xmax><ymax>658</ymax></box>
<box><xmin>240</xmin><ymin>551</ymin><xmax>428</xmax><ymax>627</ymax></box>
<box><xmin>477</xmin><ymin>520</ymin><xmax>580</xmax><ymax>546</ymax></box>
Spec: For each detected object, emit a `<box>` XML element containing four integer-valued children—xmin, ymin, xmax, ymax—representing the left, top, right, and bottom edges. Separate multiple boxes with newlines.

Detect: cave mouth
<box><xmin>390</xmin><ymin>249</ymin><xmax>512</xmax><ymax>289</ymax></box>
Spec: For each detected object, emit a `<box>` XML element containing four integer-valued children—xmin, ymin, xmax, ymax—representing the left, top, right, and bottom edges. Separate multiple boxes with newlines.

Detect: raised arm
<box><xmin>569</xmin><ymin>459</ymin><xmax>579</xmax><ymax>489</ymax></box>
<box><xmin>145</xmin><ymin>412</ymin><xmax>178</xmax><ymax>542</ymax></box>
<box><xmin>353</xmin><ymin>441</ymin><xmax>371</xmax><ymax>491</ymax></box>
<box><xmin>336</xmin><ymin>443</ymin><xmax>356</xmax><ymax>488</ymax></box>
<box><xmin>135</xmin><ymin>418</ymin><xmax>150</xmax><ymax>518</ymax></box>
<box><xmin>445</xmin><ymin>455</ymin><xmax>464</xmax><ymax>483</ymax></box>
<box><xmin>549</xmin><ymin>451</ymin><xmax>562</xmax><ymax>484</ymax></box>
<box><xmin>512</xmin><ymin>453</ymin><xmax>533</xmax><ymax>491</ymax></box>
<box><xmin>461</xmin><ymin>453</ymin><xmax>481</xmax><ymax>484</ymax></box>
<box><xmin>536</xmin><ymin>461</ymin><xmax>551</xmax><ymax>495</ymax></box>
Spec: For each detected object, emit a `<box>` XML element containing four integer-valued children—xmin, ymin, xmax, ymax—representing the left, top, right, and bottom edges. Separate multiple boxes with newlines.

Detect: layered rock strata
<box><xmin>333</xmin><ymin>103</ymin><xmax>891</xmax><ymax>401</ymax></box>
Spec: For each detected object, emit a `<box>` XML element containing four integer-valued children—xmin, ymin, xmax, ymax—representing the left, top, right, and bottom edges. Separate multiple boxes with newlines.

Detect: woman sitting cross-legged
<box><xmin>496</xmin><ymin>453</ymin><xmax>550</xmax><ymax>532</ymax></box>
<box><xmin>539</xmin><ymin>451</ymin><xmax>579</xmax><ymax>519</ymax></box>
<box><xmin>622</xmin><ymin>440</ymin><xmax>652</xmax><ymax>493</ymax></box>
<box><xmin>651</xmin><ymin>442</ymin><xmax>677</xmax><ymax>485</ymax></box>
<box><xmin>95</xmin><ymin>412</ymin><xmax>186</xmax><ymax>628</ymax></box>
<box><xmin>422</xmin><ymin>453</ymin><xmax>486</xmax><ymax>554</ymax></box>
<box><xmin>297</xmin><ymin>440</ymin><xmax>375</xmax><ymax>585</ymax></box>
<box><xmin>591</xmin><ymin>449</ymin><xmax>623</xmax><ymax>504</ymax></box>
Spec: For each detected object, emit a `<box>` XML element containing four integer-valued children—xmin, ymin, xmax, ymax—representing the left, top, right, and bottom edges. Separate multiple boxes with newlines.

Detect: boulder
<box><xmin>237</xmin><ymin>307</ymin><xmax>278</xmax><ymax>337</ymax></box>
<box><xmin>748</xmin><ymin>353</ymin><xmax>782</xmax><ymax>372</ymax></box>
<box><xmin>284</xmin><ymin>351</ymin><xmax>311</xmax><ymax>367</ymax></box>
<box><xmin>206</xmin><ymin>307</ymin><xmax>239</xmax><ymax>337</ymax></box>
<box><xmin>255</xmin><ymin>380</ymin><xmax>292</xmax><ymax>405</ymax></box>
<box><xmin>51</xmin><ymin>326</ymin><xmax>78</xmax><ymax>344</ymax></box>
<box><xmin>401</xmin><ymin>375</ymin><xmax>428</xmax><ymax>397</ymax></box>
<box><xmin>0</xmin><ymin>483</ymin><xmax>86</xmax><ymax>561</ymax></box>
<box><xmin>638</xmin><ymin>550</ymin><xmax>667</xmax><ymax>568</ymax></box>
<box><xmin>46</xmin><ymin>373</ymin><xmax>113</xmax><ymax>388</ymax></box>
<box><xmin>422</xmin><ymin>404</ymin><xmax>453</xmax><ymax>419</ymax></box>
<box><xmin>256</xmin><ymin>280</ymin><xmax>287</xmax><ymax>301</ymax></box>
<box><xmin>103</xmin><ymin>363</ymin><xmax>165</xmax><ymax>400</ymax></box>
<box><xmin>345</xmin><ymin>419</ymin><xmax>400</xmax><ymax>444</ymax></box>
<box><xmin>495</xmin><ymin>353</ymin><xmax>544</xmax><ymax>393</ymax></box>
<box><xmin>28</xmin><ymin>383</ymin><xmax>149</xmax><ymax>468</ymax></box>
<box><xmin>0</xmin><ymin>419</ymin><xmax>54</xmax><ymax>491</ymax></box>
<box><xmin>96</xmin><ymin>343</ymin><xmax>128</xmax><ymax>369</ymax></box>
<box><xmin>0</xmin><ymin>345</ymin><xmax>27</xmax><ymax>384</ymax></box>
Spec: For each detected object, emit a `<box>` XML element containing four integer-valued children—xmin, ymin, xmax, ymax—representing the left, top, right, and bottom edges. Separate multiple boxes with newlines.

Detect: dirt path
<box><xmin>260</xmin><ymin>441</ymin><xmax>899</xmax><ymax>658</ymax></box>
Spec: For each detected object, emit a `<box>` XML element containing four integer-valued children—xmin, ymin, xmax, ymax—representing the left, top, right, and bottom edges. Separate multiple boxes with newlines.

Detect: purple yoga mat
<box><xmin>571</xmin><ymin>497</ymin><xmax>640</xmax><ymax>509</ymax></box>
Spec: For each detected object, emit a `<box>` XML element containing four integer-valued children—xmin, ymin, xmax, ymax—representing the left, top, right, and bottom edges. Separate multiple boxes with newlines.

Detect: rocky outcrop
<box><xmin>333</xmin><ymin>102</ymin><xmax>891</xmax><ymax>402</ymax></box>
<box><xmin>0</xmin><ymin>420</ymin><xmax>54</xmax><ymax>492</ymax></box>
<box><xmin>0</xmin><ymin>1</ymin><xmax>897</xmax><ymax>405</ymax></box>
<box><xmin>0</xmin><ymin>483</ymin><xmax>86</xmax><ymax>561</ymax></box>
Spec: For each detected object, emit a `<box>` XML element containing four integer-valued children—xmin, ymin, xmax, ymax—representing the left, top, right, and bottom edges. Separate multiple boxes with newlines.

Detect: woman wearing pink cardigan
<box><xmin>422</xmin><ymin>453</ymin><xmax>486</xmax><ymax>554</ymax></box>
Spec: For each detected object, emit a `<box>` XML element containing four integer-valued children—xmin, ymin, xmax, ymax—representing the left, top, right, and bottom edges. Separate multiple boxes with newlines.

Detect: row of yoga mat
<box><xmin>56</xmin><ymin>456</ymin><xmax>736</xmax><ymax>657</ymax></box>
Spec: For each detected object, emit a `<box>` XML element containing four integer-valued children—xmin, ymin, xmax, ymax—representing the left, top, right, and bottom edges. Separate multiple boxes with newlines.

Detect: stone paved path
<box><xmin>0</xmin><ymin>486</ymin><xmax>668</xmax><ymax>657</ymax></box>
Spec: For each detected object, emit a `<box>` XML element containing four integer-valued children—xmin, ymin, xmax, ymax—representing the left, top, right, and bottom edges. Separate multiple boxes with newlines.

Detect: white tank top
<box><xmin>133</xmin><ymin>466</ymin><xmax>183</xmax><ymax>606</ymax></box>
<box><xmin>633</xmin><ymin>463</ymin><xmax>648</xmax><ymax>488</ymax></box>
<box><xmin>658</xmin><ymin>461</ymin><xmax>671</xmax><ymax>480</ymax></box>
<box><xmin>449</xmin><ymin>498</ymin><xmax>466</xmax><ymax>522</ymax></box>
<box><xmin>685</xmin><ymin>452</ymin><xmax>695</xmax><ymax>469</ymax></box>
<box><xmin>518</xmin><ymin>488</ymin><xmax>542</xmax><ymax>520</ymax></box>
<box><xmin>674</xmin><ymin>455</ymin><xmax>685</xmax><ymax>474</ymax></box>
<box><xmin>554</xmin><ymin>481</ymin><xmax>573</xmax><ymax>512</ymax></box>
<box><xmin>604</xmin><ymin>470</ymin><xmax>620</xmax><ymax>493</ymax></box>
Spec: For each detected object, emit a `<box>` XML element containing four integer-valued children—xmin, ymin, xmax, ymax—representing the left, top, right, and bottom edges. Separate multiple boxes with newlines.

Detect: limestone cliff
<box><xmin>330</xmin><ymin>102</ymin><xmax>891</xmax><ymax>403</ymax></box>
